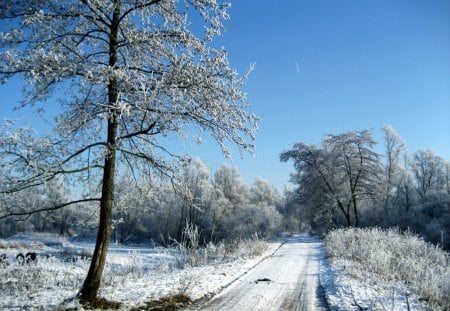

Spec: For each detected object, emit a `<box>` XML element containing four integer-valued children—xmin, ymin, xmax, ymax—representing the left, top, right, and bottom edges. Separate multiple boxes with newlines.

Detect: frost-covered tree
<box><xmin>234</xmin><ymin>178</ymin><xmax>282</xmax><ymax>237</ymax></box>
<box><xmin>323</xmin><ymin>131</ymin><xmax>382</xmax><ymax>227</ymax></box>
<box><xmin>38</xmin><ymin>176</ymin><xmax>74</xmax><ymax>236</ymax></box>
<box><xmin>0</xmin><ymin>0</ymin><xmax>257</xmax><ymax>302</ymax></box>
<box><xmin>176</xmin><ymin>157</ymin><xmax>214</xmax><ymax>241</ymax></box>
<box><xmin>112</xmin><ymin>173</ymin><xmax>155</xmax><ymax>243</ymax></box>
<box><xmin>278</xmin><ymin>186</ymin><xmax>304</xmax><ymax>232</ymax></box>
<box><xmin>214</xmin><ymin>164</ymin><xmax>249</xmax><ymax>206</ymax></box>
<box><xmin>381</xmin><ymin>125</ymin><xmax>406</xmax><ymax>211</ymax></box>
<box><xmin>395</xmin><ymin>153</ymin><xmax>415</xmax><ymax>212</ymax></box>
<box><xmin>280</xmin><ymin>142</ymin><xmax>340</xmax><ymax>229</ymax></box>
<box><xmin>445</xmin><ymin>162</ymin><xmax>450</xmax><ymax>196</ymax></box>
<box><xmin>281</xmin><ymin>130</ymin><xmax>382</xmax><ymax>227</ymax></box>
<box><xmin>413</xmin><ymin>150</ymin><xmax>446</xmax><ymax>202</ymax></box>
<box><xmin>250</xmin><ymin>178</ymin><xmax>281</xmax><ymax>207</ymax></box>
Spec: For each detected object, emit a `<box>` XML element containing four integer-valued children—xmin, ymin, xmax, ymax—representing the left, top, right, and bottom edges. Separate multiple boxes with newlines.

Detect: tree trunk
<box><xmin>336</xmin><ymin>199</ymin><xmax>352</xmax><ymax>227</ymax></box>
<box><xmin>79</xmin><ymin>1</ymin><xmax>121</xmax><ymax>301</ymax></box>
<box><xmin>351</xmin><ymin>194</ymin><xmax>359</xmax><ymax>227</ymax></box>
<box><xmin>79</xmin><ymin>116</ymin><xmax>118</xmax><ymax>301</ymax></box>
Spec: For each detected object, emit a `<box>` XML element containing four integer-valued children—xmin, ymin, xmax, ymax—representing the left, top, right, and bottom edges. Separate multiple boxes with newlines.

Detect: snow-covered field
<box><xmin>0</xmin><ymin>233</ymin><xmax>280</xmax><ymax>310</ymax></box>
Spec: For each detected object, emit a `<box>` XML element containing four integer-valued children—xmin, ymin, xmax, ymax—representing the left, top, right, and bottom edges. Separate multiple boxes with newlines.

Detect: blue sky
<box><xmin>204</xmin><ymin>0</ymin><xmax>450</xmax><ymax>189</ymax></box>
<box><xmin>1</xmin><ymin>0</ymin><xmax>449</xmax><ymax>190</ymax></box>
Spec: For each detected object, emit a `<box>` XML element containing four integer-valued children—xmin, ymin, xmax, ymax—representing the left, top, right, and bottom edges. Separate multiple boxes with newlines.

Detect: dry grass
<box><xmin>131</xmin><ymin>293</ymin><xmax>192</xmax><ymax>311</ymax></box>
<box><xmin>79</xmin><ymin>296</ymin><xmax>122</xmax><ymax>310</ymax></box>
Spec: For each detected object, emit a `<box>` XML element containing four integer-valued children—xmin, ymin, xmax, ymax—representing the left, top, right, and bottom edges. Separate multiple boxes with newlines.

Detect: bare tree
<box><xmin>0</xmin><ymin>0</ymin><xmax>257</xmax><ymax>303</ymax></box>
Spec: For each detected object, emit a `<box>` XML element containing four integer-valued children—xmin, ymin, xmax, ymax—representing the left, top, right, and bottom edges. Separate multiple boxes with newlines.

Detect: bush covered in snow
<box><xmin>161</xmin><ymin>222</ymin><xmax>268</xmax><ymax>270</ymax></box>
<box><xmin>324</xmin><ymin>227</ymin><xmax>450</xmax><ymax>309</ymax></box>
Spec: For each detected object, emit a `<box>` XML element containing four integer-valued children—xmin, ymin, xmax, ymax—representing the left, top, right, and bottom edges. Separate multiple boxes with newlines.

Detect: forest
<box><xmin>1</xmin><ymin>126</ymin><xmax>449</xmax><ymax>251</ymax></box>
<box><xmin>281</xmin><ymin>126</ymin><xmax>450</xmax><ymax>250</ymax></box>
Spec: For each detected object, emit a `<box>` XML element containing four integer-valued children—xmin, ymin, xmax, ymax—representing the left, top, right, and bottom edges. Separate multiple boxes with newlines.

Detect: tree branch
<box><xmin>0</xmin><ymin>198</ymin><xmax>101</xmax><ymax>220</ymax></box>
<box><xmin>118</xmin><ymin>0</ymin><xmax>163</xmax><ymax>23</ymax></box>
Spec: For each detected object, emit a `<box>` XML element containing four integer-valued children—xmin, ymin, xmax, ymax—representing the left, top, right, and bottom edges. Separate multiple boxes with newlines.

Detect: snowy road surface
<box><xmin>193</xmin><ymin>235</ymin><xmax>328</xmax><ymax>311</ymax></box>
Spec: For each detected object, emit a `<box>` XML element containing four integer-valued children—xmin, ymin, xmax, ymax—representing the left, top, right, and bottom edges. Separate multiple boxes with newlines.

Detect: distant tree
<box><xmin>445</xmin><ymin>162</ymin><xmax>450</xmax><ymax>196</ymax></box>
<box><xmin>0</xmin><ymin>0</ymin><xmax>257</xmax><ymax>302</ymax></box>
<box><xmin>40</xmin><ymin>176</ymin><xmax>74</xmax><ymax>236</ymax></box>
<box><xmin>0</xmin><ymin>183</ymin><xmax>44</xmax><ymax>235</ymax></box>
<box><xmin>381</xmin><ymin>125</ymin><xmax>406</xmax><ymax>211</ymax></box>
<box><xmin>281</xmin><ymin>142</ymin><xmax>342</xmax><ymax>229</ymax></box>
<box><xmin>281</xmin><ymin>130</ymin><xmax>382</xmax><ymax>227</ymax></box>
<box><xmin>211</xmin><ymin>165</ymin><xmax>283</xmax><ymax>239</ymax></box>
<box><xmin>112</xmin><ymin>173</ymin><xmax>154</xmax><ymax>243</ymax></box>
<box><xmin>214</xmin><ymin>164</ymin><xmax>249</xmax><ymax>207</ymax></box>
<box><xmin>232</xmin><ymin>202</ymin><xmax>281</xmax><ymax>238</ymax></box>
<box><xmin>396</xmin><ymin>153</ymin><xmax>416</xmax><ymax>212</ymax></box>
<box><xmin>246</xmin><ymin>178</ymin><xmax>282</xmax><ymax>236</ymax></box>
<box><xmin>176</xmin><ymin>157</ymin><xmax>214</xmax><ymax>241</ymax></box>
<box><xmin>278</xmin><ymin>186</ymin><xmax>304</xmax><ymax>232</ymax></box>
<box><xmin>250</xmin><ymin>178</ymin><xmax>281</xmax><ymax>207</ymax></box>
<box><xmin>150</xmin><ymin>182</ymin><xmax>181</xmax><ymax>242</ymax></box>
<box><xmin>413</xmin><ymin>150</ymin><xmax>446</xmax><ymax>202</ymax></box>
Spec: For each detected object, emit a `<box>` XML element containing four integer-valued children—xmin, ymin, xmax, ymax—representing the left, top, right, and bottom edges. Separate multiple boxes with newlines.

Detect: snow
<box><xmin>319</xmin><ymin>256</ymin><xmax>430</xmax><ymax>310</ymax></box>
<box><xmin>193</xmin><ymin>235</ymin><xmax>327</xmax><ymax>310</ymax></box>
<box><xmin>0</xmin><ymin>233</ymin><xmax>280</xmax><ymax>310</ymax></box>
<box><xmin>0</xmin><ymin>233</ymin><xmax>438</xmax><ymax>310</ymax></box>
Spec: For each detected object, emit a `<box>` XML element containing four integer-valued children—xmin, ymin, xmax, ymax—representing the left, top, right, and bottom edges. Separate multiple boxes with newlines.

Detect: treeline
<box><xmin>0</xmin><ymin>159</ymin><xmax>283</xmax><ymax>245</ymax></box>
<box><xmin>281</xmin><ymin>126</ymin><xmax>450</xmax><ymax>249</ymax></box>
<box><xmin>1</xmin><ymin>126</ymin><xmax>449</xmax><ymax>250</ymax></box>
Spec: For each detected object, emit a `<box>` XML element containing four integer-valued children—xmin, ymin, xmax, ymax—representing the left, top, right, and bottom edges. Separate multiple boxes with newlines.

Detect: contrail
<box><xmin>295</xmin><ymin>59</ymin><xmax>300</xmax><ymax>73</ymax></box>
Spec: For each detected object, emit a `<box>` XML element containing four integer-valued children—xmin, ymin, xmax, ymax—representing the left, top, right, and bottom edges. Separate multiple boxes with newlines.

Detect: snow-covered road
<box><xmin>192</xmin><ymin>235</ymin><xmax>328</xmax><ymax>311</ymax></box>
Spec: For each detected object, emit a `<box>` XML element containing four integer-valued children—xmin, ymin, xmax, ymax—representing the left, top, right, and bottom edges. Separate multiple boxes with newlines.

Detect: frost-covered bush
<box><xmin>165</xmin><ymin>221</ymin><xmax>270</xmax><ymax>269</ymax></box>
<box><xmin>235</xmin><ymin>233</ymin><xmax>268</xmax><ymax>258</ymax></box>
<box><xmin>0</xmin><ymin>255</ymin><xmax>88</xmax><ymax>299</ymax></box>
<box><xmin>324</xmin><ymin>227</ymin><xmax>450</xmax><ymax>309</ymax></box>
<box><xmin>173</xmin><ymin>227</ymin><xmax>268</xmax><ymax>268</ymax></box>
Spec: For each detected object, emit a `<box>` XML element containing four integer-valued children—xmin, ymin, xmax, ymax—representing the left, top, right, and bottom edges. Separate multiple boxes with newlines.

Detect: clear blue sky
<box><xmin>1</xmin><ymin>0</ymin><xmax>449</xmax><ymax>190</ymax></box>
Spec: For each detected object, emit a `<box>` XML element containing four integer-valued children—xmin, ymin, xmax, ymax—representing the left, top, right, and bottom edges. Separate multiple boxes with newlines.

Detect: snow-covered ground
<box><xmin>0</xmin><ymin>233</ymin><xmax>280</xmax><ymax>310</ymax></box>
<box><xmin>0</xmin><ymin>232</ymin><xmax>440</xmax><ymax>310</ymax></box>
<box><xmin>321</xmin><ymin>228</ymin><xmax>448</xmax><ymax>311</ymax></box>
<box><xmin>319</xmin><ymin>257</ymin><xmax>430</xmax><ymax>311</ymax></box>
